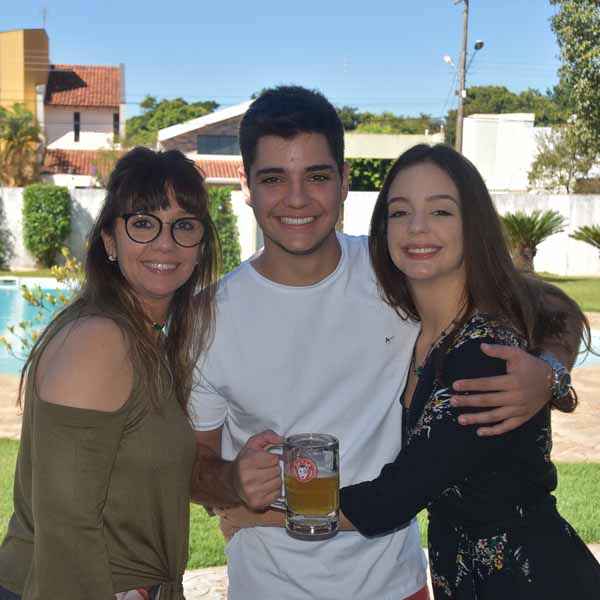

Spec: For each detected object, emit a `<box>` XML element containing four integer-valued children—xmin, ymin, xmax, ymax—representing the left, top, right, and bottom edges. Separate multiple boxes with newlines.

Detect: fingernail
<box><xmin>450</xmin><ymin>397</ymin><xmax>458</xmax><ymax>406</ymax></box>
<box><xmin>458</xmin><ymin>416</ymin><xmax>467</xmax><ymax>425</ymax></box>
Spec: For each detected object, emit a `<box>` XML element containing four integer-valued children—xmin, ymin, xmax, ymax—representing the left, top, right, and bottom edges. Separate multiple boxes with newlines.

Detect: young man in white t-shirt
<box><xmin>190</xmin><ymin>86</ymin><xmax>576</xmax><ymax>600</ymax></box>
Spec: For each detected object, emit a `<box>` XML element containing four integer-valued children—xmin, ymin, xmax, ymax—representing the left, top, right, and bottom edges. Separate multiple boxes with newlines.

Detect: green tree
<box><xmin>126</xmin><ymin>96</ymin><xmax>219</xmax><ymax>147</ymax></box>
<box><xmin>528</xmin><ymin>126</ymin><xmax>595</xmax><ymax>193</ymax></box>
<box><xmin>336</xmin><ymin>106</ymin><xmax>362</xmax><ymax>131</ymax></box>
<box><xmin>0</xmin><ymin>103</ymin><xmax>42</xmax><ymax>186</ymax></box>
<box><xmin>207</xmin><ymin>186</ymin><xmax>241</xmax><ymax>274</ymax></box>
<box><xmin>570</xmin><ymin>225</ymin><xmax>600</xmax><ymax>258</ymax></box>
<box><xmin>501</xmin><ymin>210</ymin><xmax>567</xmax><ymax>271</ymax></box>
<box><xmin>550</xmin><ymin>0</ymin><xmax>600</xmax><ymax>152</ymax></box>
<box><xmin>355</xmin><ymin>112</ymin><xmax>441</xmax><ymax>135</ymax></box>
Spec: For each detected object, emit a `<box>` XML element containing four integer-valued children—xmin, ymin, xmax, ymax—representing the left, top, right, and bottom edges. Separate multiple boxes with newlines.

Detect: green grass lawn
<box><xmin>540</xmin><ymin>273</ymin><xmax>600</xmax><ymax>313</ymax></box>
<box><xmin>0</xmin><ymin>439</ymin><xmax>597</xmax><ymax>569</ymax></box>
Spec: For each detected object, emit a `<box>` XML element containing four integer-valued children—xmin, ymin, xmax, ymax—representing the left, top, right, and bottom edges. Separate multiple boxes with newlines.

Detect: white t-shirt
<box><xmin>191</xmin><ymin>234</ymin><xmax>427</xmax><ymax>600</ymax></box>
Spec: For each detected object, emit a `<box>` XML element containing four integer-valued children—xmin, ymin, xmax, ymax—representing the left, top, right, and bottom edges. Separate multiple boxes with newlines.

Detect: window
<box><xmin>113</xmin><ymin>113</ymin><xmax>120</xmax><ymax>142</ymax></box>
<box><xmin>197</xmin><ymin>135</ymin><xmax>239</xmax><ymax>155</ymax></box>
<box><xmin>73</xmin><ymin>112</ymin><xmax>81</xmax><ymax>142</ymax></box>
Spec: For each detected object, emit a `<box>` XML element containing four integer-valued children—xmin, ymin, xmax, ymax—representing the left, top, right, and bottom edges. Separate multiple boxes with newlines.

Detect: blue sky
<box><xmin>3</xmin><ymin>0</ymin><xmax>562</xmax><ymax>119</ymax></box>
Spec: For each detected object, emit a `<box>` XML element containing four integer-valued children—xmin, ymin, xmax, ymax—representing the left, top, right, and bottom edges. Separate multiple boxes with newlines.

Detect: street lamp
<box><xmin>444</xmin><ymin>38</ymin><xmax>484</xmax><ymax>153</ymax></box>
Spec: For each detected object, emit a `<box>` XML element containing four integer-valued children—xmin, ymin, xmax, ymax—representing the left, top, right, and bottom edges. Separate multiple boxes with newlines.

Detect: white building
<box><xmin>40</xmin><ymin>64</ymin><xmax>126</xmax><ymax>188</ymax></box>
<box><xmin>463</xmin><ymin>113</ymin><xmax>544</xmax><ymax>192</ymax></box>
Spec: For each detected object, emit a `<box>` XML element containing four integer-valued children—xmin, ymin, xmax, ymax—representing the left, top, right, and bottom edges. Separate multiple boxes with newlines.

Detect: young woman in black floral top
<box><xmin>339</xmin><ymin>144</ymin><xmax>600</xmax><ymax>598</ymax></box>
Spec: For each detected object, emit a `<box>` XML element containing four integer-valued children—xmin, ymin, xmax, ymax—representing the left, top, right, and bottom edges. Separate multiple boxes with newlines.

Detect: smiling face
<box><xmin>386</xmin><ymin>161</ymin><xmax>465</xmax><ymax>290</ymax></box>
<box><xmin>101</xmin><ymin>195</ymin><xmax>202</xmax><ymax>322</ymax></box>
<box><xmin>240</xmin><ymin>132</ymin><xmax>349</xmax><ymax>282</ymax></box>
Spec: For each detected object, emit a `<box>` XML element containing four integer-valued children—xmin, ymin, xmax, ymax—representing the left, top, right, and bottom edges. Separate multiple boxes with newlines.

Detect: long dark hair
<box><xmin>21</xmin><ymin>147</ymin><xmax>219</xmax><ymax>416</ymax></box>
<box><xmin>369</xmin><ymin>143</ymin><xmax>590</xmax><ymax>412</ymax></box>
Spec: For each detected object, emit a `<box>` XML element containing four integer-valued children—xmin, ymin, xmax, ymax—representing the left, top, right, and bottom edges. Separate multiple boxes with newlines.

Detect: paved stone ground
<box><xmin>2</xmin><ymin>313</ymin><xmax>599</xmax><ymax>599</ymax></box>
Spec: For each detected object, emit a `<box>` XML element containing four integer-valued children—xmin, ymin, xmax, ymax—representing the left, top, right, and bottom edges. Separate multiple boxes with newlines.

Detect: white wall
<box><xmin>41</xmin><ymin>173</ymin><xmax>95</xmax><ymax>188</ymax></box>
<box><xmin>231</xmin><ymin>190</ymin><xmax>262</xmax><ymax>261</ymax></box>
<box><xmin>45</xmin><ymin>106</ymin><xmax>117</xmax><ymax>150</ymax></box>
<box><xmin>345</xmin><ymin>132</ymin><xmax>445</xmax><ymax>159</ymax></box>
<box><xmin>3</xmin><ymin>187</ymin><xmax>597</xmax><ymax>276</ymax></box>
<box><xmin>0</xmin><ymin>188</ymin><xmax>260</xmax><ymax>269</ymax></box>
<box><xmin>463</xmin><ymin>114</ymin><xmax>538</xmax><ymax>192</ymax></box>
<box><xmin>343</xmin><ymin>191</ymin><xmax>600</xmax><ymax>276</ymax></box>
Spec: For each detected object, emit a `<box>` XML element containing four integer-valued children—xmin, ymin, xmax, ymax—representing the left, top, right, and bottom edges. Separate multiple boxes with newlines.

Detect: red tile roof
<box><xmin>43</xmin><ymin>151</ymin><xmax>242</xmax><ymax>180</ymax></box>
<box><xmin>45</xmin><ymin>64</ymin><xmax>121</xmax><ymax>108</ymax></box>
<box><xmin>43</xmin><ymin>149</ymin><xmax>98</xmax><ymax>175</ymax></box>
<box><xmin>196</xmin><ymin>158</ymin><xmax>242</xmax><ymax>181</ymax></box>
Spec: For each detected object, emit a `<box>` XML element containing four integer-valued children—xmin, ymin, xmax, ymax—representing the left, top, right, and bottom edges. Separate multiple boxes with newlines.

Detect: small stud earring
<box><xmin>108</xmin><ymin>254</ymin><xmax>117</xmax><ymax>262</ymax></box>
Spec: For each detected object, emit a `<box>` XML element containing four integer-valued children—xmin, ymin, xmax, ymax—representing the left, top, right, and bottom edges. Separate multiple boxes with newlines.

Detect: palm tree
<box><xmin>0</xmin><ymin>103</ymin><xmax>42</xmax><ymax>186</ymax></box>
<box><xmin>570</xmin><ymin>225</ymin><xmax>600</xmax><ymax>258</ymax></box>
<box><xmin>501</xmin><ymin>210</ymin><xmax>567</xmax><ymax>272</ymax></box>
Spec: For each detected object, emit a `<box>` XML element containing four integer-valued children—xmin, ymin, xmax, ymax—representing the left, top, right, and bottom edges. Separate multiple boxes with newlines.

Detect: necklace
<box><xmin>410</xmin><ymin>312</ymin><xmax>462</xmax><ymax>379</ymax></box>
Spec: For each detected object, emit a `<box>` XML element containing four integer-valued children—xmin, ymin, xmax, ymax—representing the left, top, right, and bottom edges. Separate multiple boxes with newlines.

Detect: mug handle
<box><xmin>267</xmin><ymin>443</ymin><xmax>286</xmax><ymax>510</ymax></box>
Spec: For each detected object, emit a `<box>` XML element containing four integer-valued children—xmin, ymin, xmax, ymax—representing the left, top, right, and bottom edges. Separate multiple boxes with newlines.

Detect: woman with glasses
<box><xmin>0</xmin><ymin>148</ymin><xmax>219</xmax><ymax>600</ymax></box>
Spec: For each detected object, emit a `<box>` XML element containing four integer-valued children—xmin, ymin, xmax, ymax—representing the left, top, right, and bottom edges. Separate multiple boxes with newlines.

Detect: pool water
<box><xmin>0</xmin><ymin>282</ymin><xmax>67</xmax><ymax>374</ymax></box>
<box><xmin>0</xmin><ymin>281</ymin><xmax>597</xmax><ymax>374</ymax></box>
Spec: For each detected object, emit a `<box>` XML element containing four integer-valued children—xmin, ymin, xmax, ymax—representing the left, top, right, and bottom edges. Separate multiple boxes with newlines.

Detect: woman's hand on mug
<box><xmin>232</xmin><ymin>430</ymin><xmax>284</xmax><ymax>510</ymax></box>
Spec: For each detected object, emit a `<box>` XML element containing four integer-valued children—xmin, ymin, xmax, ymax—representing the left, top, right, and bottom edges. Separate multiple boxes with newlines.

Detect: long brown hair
<box><xmin>21</xmin><ymin>147</ymin><xmax>219</xmax><ymax>416</ymax></box>
<box><xmin>369</xmin><ymin>143</ymin><xmax>590</xmax><ymax>412</ymax></box>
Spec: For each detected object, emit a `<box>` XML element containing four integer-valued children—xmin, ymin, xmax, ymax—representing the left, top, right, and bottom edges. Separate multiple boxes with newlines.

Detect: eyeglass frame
<box><xmin>120</xmin><ymin>212</ymin><xmax>205</xmax><ymax>248</ymax></box>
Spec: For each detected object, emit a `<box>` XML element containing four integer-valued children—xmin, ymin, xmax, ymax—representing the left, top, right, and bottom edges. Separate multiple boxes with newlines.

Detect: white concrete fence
<box><xmin>1</xmin><ymin>187</ymin><xmax>599</xmax><ymax>276</ymax></box>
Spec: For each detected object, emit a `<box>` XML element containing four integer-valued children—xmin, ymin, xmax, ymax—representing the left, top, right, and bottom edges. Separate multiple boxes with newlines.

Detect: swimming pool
<box><xmin>0</xmin><ymin>278</ymin><xmax>69</xmax><ymax>374</ymax></box>
<box><xmin>0</xmin><ymin>278</ymin><xmax>598</xmax><ymax>374</ymax></box>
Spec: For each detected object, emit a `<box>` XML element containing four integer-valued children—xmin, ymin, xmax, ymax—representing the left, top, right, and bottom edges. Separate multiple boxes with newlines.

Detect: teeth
<box><xmin>407</xmin><ymin>248</ymin><xmax>438</xmax><ymax>254</ymax></box>
<box><xmin>280</xmin><ymin>216</ymin><xmax>315</xmax><ymax>225</ymax></box>
<box><xmin>146</xmin><ymin>263</ymin><xmax>176</xmax><ymax>271</ymax></box>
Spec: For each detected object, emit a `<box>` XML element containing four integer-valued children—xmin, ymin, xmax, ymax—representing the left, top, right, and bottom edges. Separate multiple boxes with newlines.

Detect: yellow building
<box><xmin>0</xmin><ymin>28</ymin><xmax>49</xmax><ymax>116</ymax></box>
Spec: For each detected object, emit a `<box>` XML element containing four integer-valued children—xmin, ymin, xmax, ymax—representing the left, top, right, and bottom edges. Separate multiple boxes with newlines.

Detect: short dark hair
<box><xmin>369</xmin><ymin>143</ymin><xmax>589</xmax><ymax>412</ymax></box>
<box><xmin>239</xmin><ymin>85</ymin><xmax>344</xmax><ymax>179</ymax></box>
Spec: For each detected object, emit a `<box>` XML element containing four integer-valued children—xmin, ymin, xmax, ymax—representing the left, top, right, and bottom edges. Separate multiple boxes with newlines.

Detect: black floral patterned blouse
<box><xmin>340</xmin><ymin>313</ymin><xmax>600</xmax><ymax>599</ymax></box>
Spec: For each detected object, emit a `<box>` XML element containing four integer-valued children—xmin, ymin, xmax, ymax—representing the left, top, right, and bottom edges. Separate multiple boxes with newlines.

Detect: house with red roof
<box><xmin>0</xmin><ymin>28</ymin><xmax>125</xmax><ymax>188</ymax></box>
<box><xmin>40</xmin><ymin>63</ymin><xmax>126</xmax><ymax>187</ymax></box>
<box><xmin>158</xmin><ymin>101</ymin><xmax>251</xmax><ymax>186</ymax></box>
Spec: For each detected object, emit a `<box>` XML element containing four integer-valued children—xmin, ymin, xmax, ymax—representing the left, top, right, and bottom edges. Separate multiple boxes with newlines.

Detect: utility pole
<box><xmin>455</xmin><ymin>0</ymin><xmax>469</xmax><ymax>153</ymax></box>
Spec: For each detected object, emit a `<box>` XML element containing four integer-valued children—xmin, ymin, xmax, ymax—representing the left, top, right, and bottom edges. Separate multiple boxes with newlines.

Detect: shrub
<box><xmin>347</xmin><ymin>158</ymin><xmax>393</xmax><ymax>191</ymax></box>
<box><xmin>574</xmin><ymin>178</ymin><xmax>600</xmax><ymax>194</ymax></box>
<box><xmin>23</xmin><ymin>184</ymin><xmax>71</xmax><ymax>267</ymax></box>
<box><xmin>207</xmin><ymin>186</ymin><xmax>241</xmax><ymax>274</ymax></box>
<box><xmin>501</xmin><ymin>210</ymin><xmax>567</xmax><ymax>272</ymax></box>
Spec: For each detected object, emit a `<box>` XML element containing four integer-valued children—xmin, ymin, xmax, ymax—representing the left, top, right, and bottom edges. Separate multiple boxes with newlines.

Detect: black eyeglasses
<box><xmin>121</xmin><ymin>212</ymin><xmax>204</xmax><ymax>248</ymax></box>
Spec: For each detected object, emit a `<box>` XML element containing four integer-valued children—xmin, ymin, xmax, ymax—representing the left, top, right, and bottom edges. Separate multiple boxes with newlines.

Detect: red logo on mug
<box><xmin>291</xmin><ymin>457</ymin><xmax>318</xmax><ymax>482</ymax></box>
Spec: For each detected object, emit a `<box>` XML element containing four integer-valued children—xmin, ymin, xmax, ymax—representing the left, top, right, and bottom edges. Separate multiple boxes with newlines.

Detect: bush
<box><xmin>23</xmin><ymin>184</ymin><xmax>71</xmax><ymax>267</ymax></box>
<box><xmin>574</xmin><ymin>178</ymin><xmax>600</xmax><ymax>194</ymax></box>
<box><xmin>207</xmin><ymin>186</ymin><xmax>241</xmax><ymax>274</ymax></box>
<box><xmin>347</xmin><ymin>158</ymin><xmax>393</xmax><ymax>191</ymax></box>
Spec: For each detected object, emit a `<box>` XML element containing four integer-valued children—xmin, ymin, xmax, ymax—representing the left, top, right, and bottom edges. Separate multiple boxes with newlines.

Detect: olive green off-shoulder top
<box><xmin>0</xmin><ymin>363</ymin><xmax>196</xmax><ymax>600</ymax></box>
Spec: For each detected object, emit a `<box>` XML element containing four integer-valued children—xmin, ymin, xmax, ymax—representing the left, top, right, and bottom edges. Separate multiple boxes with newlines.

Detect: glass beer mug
<box><xmin>271</xmin><ymin>433</ymin><xmax>340</xmax><ymax>540</ymax></box>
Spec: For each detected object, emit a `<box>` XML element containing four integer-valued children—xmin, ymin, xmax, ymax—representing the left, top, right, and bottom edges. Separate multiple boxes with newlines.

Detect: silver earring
<box><xmin>108</xmin><ymin>255</ymin><xmax>117</xmax><ymax>262</ymax></box>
